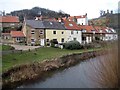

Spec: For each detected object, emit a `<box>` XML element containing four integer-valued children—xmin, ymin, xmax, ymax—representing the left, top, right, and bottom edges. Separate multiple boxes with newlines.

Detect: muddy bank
<box><xmin>2</xmin><ymin>50</ymin><xmax>106</xmax><ymax>88</ymax></box>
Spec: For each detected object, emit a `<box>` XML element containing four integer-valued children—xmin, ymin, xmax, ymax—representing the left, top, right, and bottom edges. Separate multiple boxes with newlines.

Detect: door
<box><xmin>40</xmin><ymin>39</ymin><xmax>44</xmax><ymax>46</ymax></box>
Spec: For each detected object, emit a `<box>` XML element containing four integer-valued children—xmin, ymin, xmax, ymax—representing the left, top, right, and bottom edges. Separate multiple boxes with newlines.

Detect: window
<box><xmin>73</xmin><ymin>38</ymin><xmax>76</xmax><ymax>41</ymax></box>
<box><xmin>71</xmin><ymin>31</ymin><xmax>73</xmax><ymax>34</ymax></box>
<box><xmin>99</xmin><ymin>30</ymin><xmax>102</xmax><ymax>33</ymax></box>
<box><xmin>82</xmin><ymin>37</ymin><xmax>86</xmax><ymax>40</ymax></box>
<box><xmin>53</xmin><ymin>31</ymin><xmax>56</xmax><ymax>34</ymax></box>
<box><xmin>31</xmin><ymin>30</ymin><xmax>35</xmax><ymax>34</ymax></box>
<box><xmin>47</xmin><ymin>39</ymin><xmax>49</xmax><ymax>42</ymax></box>
<box><xmin>40</xmin><ymin>30</ymin><xmax>43</xmax><ymax>35</ymax></box>
<box><xmin>31</xmin><ymin>39</ymin><xmax>35</xmax><ymax>42</ymax></box>
<box><xmin>76</xmin><ymin>31</ymin><xmax>78</xmax><ymax>34</ymax></box>
<box><xmin>16</xmin><ymin>37</ymin><xmax>20</xmax><ymax>41</ymax></box>
<box><xmin>53</xmin><ymin>39</ymin><xmax>57</xmax><ymax>41</ymax></box>
<box><xmin>69</xmin><ymin>24</ymin><xmax>73</xmax><ymax>26</ymax></box>
<box><xmin>82</xmin><ymin>29</ymin><xmax>86</xmax><ymax>32</ymax></box>
<box><xmin>10</xmin><ymin>23</ymin><xmax>15</xmax><ymax>26</ymax></box>
<box><xmin>61</xmin><ymin>38</ymin><xmax>64</xmax><ymax>42</ymax></box>
<box><xmin>62</xmin><ymin>32</ymin><xmax>64</xmax><ymax>34</ymax></box>
<box><xmin>50</xmin><ymin>22</ymin><xmax>53</xmax><ymax>25</ymax></box>
<box><xmin>91</xmin><ymin>30</ymin><xmax>95</xmax><ymax>34</ymax></box>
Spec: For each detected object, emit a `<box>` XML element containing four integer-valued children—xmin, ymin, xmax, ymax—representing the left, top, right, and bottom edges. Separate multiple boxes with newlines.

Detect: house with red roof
<box><xmin>68</xmin><ymin>14</ymin><xmax>88</xmax><ymax>25</ymax></box>
<box><xmin>79</xmin><ymin>25</ymin><xmax>95</xmax><ymax>44</ymax></box>
<box><xmin>79</xmin><ymin>25</ymin><xmax>108</xmax><ymax>44</ymax></box>
<box><xmin>10</xmin><ymin>31</ymin><xmax>25</xmax><ymax>43</ymax></box>
<box><xmin>79</xmin><ymin>24</ymin><xmax>117</xmax><ymax>44</ymax></box>
<box><xmin>63</xmin><ymin>20</ymin><xmax>82</xmax><ymax>44</ymax></box>
<box><xmin>0</xmin><ymin>16</ymin><xmax>20</xmax><ymax>33</ymax></box>
<box><xmin>101</xmin><ymin>27</ymin><xmax>117</xmax><ymax>41</ymax></box>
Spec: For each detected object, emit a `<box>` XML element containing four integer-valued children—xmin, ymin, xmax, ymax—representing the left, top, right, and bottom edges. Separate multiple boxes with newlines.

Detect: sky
<box><xmin>0</xmin><ymin>0</ymin><xmax>119</xmax><ymax>19</ymax></box>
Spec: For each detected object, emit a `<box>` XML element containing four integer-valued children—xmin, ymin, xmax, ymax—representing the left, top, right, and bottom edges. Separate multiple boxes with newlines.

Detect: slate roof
<box><xmin>26</xmin><ymin>20</ymin><xmax>66</xmax><ymax>30</ymax></box>
<box><xmin>43</xmin><ymin>21</ymin><xmax>65</xmax><ymax>30</ymax></box>
<box><xmin>26</xmin><ymin>20</ymin><xmax>45</xmax><ymax>29</ymax></box>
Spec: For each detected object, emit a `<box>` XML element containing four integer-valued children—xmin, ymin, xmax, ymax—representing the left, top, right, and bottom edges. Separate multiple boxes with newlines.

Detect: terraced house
<box><xmin>23</xmin><ymin>20</ymin><xmax>68</xmax><ymax>46</ymax></box>
<box><xmin>79</xmin><ymin>25</ymin><xmax>117</xmax><ymax>44</ymax></box>
<box><xmin>22</xmin><ymin>19</ymin><xmax>83</xmax><ymax>46</ymax></box>
<box><xmin>22</xmin><ymin>20</ymin><xmax>45</xmax><ymax>46</ymax></box>
<box><xmin>63</xmin><ymin>20</ymin><xmax>82</xmax><ymax>44</ymax></box>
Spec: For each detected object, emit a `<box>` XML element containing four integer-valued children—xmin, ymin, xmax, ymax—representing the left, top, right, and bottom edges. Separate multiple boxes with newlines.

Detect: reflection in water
<box><xmin>18</xmin><ymin>55</ymin><xmax>117</xmax><ymax>88</ymax></box>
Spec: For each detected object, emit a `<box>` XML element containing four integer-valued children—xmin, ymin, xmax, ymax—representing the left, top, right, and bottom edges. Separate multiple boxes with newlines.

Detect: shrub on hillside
<box><xmin>64</xmin><ymin>41</ymin><xmax>83</xmax><ymax>50</ymax></box>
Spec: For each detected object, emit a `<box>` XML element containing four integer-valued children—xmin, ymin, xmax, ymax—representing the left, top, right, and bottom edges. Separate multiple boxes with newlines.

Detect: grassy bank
<box><xmin>1</xmin><ymin>45</ymin><xmax>14</xmax><ymax>51</ymax></box>
<box><xmin>2</xmin><ymin>47</ymin><xmax>101</xmax><ymax>72</ymax></box>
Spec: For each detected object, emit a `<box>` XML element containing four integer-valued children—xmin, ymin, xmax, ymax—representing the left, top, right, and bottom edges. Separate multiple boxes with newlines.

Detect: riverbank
<box><xmin>2</xmin><ymin>47</ymin><xmax>101</xmax><ymax>72</ymax></box>
<box><xmin>2</xmin><ymin>50</ymin><xmax>106</xmax><ymax>88</ymax></box>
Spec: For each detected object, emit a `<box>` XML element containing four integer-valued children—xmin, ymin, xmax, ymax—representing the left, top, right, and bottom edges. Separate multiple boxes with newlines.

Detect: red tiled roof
<box><xmin>101</xmin><ymin>27</ymin><xmax>108</xmax><ymax>33</ymax></box>
<box><xmin>93</xmin><ymin>26</ymin><xmax>102</xmax><ymax>33</ymax></box>
<box><xmin>79</xmin><ymin>25</ymin><xmax>95</xmax><ymax>33</ymax></box>
<box><xmin>69</xmin><ymin>15</ymin><xmax>86</xmax><ymax>19</ymax></box>
<box><xmin>63</xmin><ymin>20</ymin><xmax>81</xmax><ymax>30</ymax></box>
<box><xmin>10</xmin><ymin>31</ymin><xmax>25</xmax><ymax>37</ymax></box>
<box><xmin>68</xmin><ymin>15</ymin><xmax>86</xmax><ymax>21</ymax></box>
<box><xmin>0</xmin><ymin>16</ymin><xmax>19</xmax><ymax>23</ymax></box>
<box><xmin>2</xmin><ymin>33</ymin><xmax>10</xmax><ymax>35</ymax></box>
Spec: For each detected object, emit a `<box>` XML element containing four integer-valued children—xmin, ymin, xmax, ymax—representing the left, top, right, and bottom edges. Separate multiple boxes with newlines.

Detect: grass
<box><xmin>1</xmin><ymin>45</ymin><xmax>14</xmax><ymax>51</ymax></box>
<box><xmin>2</xmin><ymin>47</ymin><xmax>101</xmax><ymax>72</ymax></box>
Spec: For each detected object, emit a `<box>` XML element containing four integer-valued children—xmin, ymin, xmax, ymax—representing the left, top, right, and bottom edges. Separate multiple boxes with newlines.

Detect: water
<box><xmin>17</xmin><ymin>56</ymin><xmax>112</xmax><ymax>88</ymax></box>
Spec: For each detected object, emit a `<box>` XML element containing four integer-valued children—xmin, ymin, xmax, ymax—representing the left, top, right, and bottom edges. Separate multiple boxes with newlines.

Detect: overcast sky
<box><xmin>0</xmin><ymin>0</ymin><xmax>119</xmax><ymax>19</ymax></box>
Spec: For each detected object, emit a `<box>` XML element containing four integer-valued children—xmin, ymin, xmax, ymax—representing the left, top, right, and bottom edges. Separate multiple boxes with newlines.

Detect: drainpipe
<box><xmin>44</xmin><ymin>28</ymin><xmax>46</xmax><ymax>46</ymax></box>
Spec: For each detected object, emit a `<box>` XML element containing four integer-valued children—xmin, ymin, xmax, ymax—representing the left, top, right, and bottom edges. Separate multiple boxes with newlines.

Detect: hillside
<box><xmin>89</xmin><ymin>13</ymin><xmax>119</xmax><ymax>29</ymax></box>
<box><xmin>8</xmin><ymin>7</ymin><xmax>70</xmax><ymax>22</ymax></box>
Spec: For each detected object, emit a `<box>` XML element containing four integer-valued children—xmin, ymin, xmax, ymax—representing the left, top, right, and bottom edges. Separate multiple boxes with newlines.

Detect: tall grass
<box><xmin>87</xmin><ymin>41</ymin><xmax>118</xmax><ymax>88</ymax></box>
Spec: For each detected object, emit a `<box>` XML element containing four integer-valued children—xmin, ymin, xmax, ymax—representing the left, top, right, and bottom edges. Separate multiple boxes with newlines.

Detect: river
<box><xmin>17</xmin><ymin>55</ymin><xmax>116</xmax><ymax>88</ymax></box>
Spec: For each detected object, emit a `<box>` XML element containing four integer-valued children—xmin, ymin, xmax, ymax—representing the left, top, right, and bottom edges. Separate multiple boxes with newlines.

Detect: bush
<box><xmin>50</xmin><ymin>39</ymin><xmax>58</xmax><ymax>47</ymax></box>
<box><xmin>83</xmin><ymin>42</ymin><xmax>102</xmax><ymax>49</ymax></box>
<box><xmin>64</xmin><ymin>41</ymin><xmax>83</xmax><ymax>50</ymax></box>
<box><xmin>10</xmin><ymin>47</ymin><xmax>15</xmax><ymax>50</ymax></box>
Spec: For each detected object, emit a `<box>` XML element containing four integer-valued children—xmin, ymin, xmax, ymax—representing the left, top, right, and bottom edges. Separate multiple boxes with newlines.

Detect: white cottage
<box><xmin>68</xmin><ymin>14</ymin><xmax>88</xmax><ymax>25</ymax></box>
<box><xmin>103</xmin><ymin>27</ymin><xmax>117</xmax><ymax>41</ymax></box>
<box><xmin>63</xmin><ymin>20</ymin><xmax>82</xmax><ymax>44</ymax></box>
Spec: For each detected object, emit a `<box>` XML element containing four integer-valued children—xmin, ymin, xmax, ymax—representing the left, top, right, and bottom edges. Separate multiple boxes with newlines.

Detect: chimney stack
<box><xmin>107</xmin><ymin>9</ymin><xmax>109</xmax><ymax>14</ymax></box>
<box><xmin>111</xmin><ymin>10</ymin><xmax>113</xmax><ymax>14</ymax></box>
<box><xmin>103</xmin><ymin>11</ymin><xmax>106</xmax><ymax>15</ymax></box>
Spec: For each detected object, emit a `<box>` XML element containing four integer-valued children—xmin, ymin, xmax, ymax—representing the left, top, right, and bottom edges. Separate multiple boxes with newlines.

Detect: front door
<box><xmin>40</xmin><ymin>39</ymin><xmax>44</xmax><ymax>46</ymax></box>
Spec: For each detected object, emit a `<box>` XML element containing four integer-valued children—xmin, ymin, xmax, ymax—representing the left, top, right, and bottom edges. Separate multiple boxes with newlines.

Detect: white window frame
<box><xmin>31</xmin><ymin>30</ymin><xmax>35</xmax><ymax>34</ymax></box>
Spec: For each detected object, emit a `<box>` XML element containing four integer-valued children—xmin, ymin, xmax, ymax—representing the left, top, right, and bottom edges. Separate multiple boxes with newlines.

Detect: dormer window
<box><xmin>99</xmin><ymin>30</ymin><xmax>102</xmax><ymax>33</ymax></box>
<box><xmin>82</xmin><ymin>29</ymin><xmax>86</xmax><ymax>32</ymax></box>
<box><xmin>50</xmin><ymin>22</ymin><xmax>53</xmax><ymax>25</ymax></box>
<box><xmin>106</xmin><ymin>29</ymin><xmax>109</xmax><ymax>33</ymax></box>
<box><xmin>69</xmin><ymin>24</ymin><xmax>73</xmax><ymax>26</ymax></box>
<box><xmin>91</xmin><ymin>30</ymin><xmax>95</xmax><ymax>34</ymax></box>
